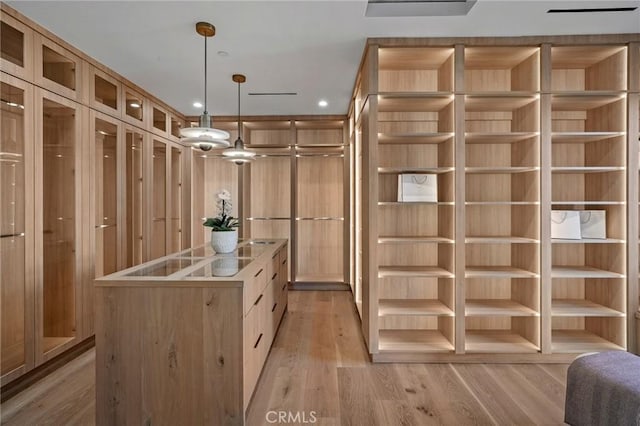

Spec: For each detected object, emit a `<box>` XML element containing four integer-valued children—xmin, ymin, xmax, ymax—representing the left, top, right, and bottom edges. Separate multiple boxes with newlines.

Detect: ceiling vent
<box><xmin>248</xmin><ymin>92</ymin><xmax>297</xmax><ymax>96</ymax></box>
<box><xmin>365</xmin><ymin>0</ymin><xmax>477</xmax><ymax>17</ymax></box>
<box><xmin>547</xmin><ymin>7</ymin><xmax>637</xmax><ymax>13</ymax></box>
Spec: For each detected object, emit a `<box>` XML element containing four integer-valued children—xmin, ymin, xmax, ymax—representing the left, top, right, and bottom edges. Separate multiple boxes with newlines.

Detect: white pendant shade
<box><xmin>180</xmin><ymin>127</ymin><xmax>230</xmax><ymax>140</ymax></box>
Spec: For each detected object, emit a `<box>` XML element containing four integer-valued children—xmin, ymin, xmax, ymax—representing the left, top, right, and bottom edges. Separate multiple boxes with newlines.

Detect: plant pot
<box><xmin>210</xmin><ymin>229</ymin><xmax>238</xmax><ymax>253</ymax></box>
<box><xmin>211</xmin><ymin>255</ymin><xmax>239</xmax><ymax>277</ymax></box>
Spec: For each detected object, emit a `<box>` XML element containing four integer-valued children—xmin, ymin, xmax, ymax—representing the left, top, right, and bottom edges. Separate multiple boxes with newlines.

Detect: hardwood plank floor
<box><xmin>1</xmin><ymin>291</ymin><xmax>569</xmax><ymax>425</ymax></box>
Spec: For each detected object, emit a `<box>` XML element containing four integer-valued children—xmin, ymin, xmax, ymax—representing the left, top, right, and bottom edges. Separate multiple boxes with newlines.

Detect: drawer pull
<box><xmin>272</xmin><ymin>272</ymin><xmax>277</xmax><ymax>280</ymax></box>
<box><xmin>254</xmin><ymin>333</ymin><xmax>263</xmax><ymax>349</ymax></box>
<box><xmin>272</xmin><ymin>303</ymin><xmax>278</xmax><ymax>312</ymax></box>
<box><xmin>254</xmin><ymin>268</ymin><xmax>263</xmax><ymax>278</ymax></box>
<box><xmin>272</xmin><ymin>252</ymin><xmax>279</xmax><ymax>259</ymax></box>
<box><xmin>254</xmin><ymin>294</ymin><xmax>263</xmax><ymax>305</ymax></box>
<box><xmin>282</xmin><ymin>283</ymin><xmax>287</xmax><ymax>291</ymax></box>
<box><xmin>282</xmin><ymin>259</ymin><xmax>287</xmax><ymax>265</ymax></box>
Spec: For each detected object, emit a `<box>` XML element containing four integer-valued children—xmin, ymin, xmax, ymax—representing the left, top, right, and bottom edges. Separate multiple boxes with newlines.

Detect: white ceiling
<box><xmin>8</xmin><ymin>0</ymin><xmax>640</xmax><ymax>116</ymax></box>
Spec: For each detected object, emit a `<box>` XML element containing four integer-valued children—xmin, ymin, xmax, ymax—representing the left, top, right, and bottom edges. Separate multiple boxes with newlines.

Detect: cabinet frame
<box><xmin>33</xmin><ymin>33</ymin><xmax>85</xmax><ymax>103</ymax></box>
<box><xmin>0</xmin><ymin>12</ymin><xmax>35</xmax><ymax>81</ymax></box>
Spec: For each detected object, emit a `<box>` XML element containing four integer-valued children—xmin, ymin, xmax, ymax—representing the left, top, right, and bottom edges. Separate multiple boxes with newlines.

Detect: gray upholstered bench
<box><xmin>565</xmin><ymin>351</ymin><xmax>640</xmax><ymax>426</ymax></box>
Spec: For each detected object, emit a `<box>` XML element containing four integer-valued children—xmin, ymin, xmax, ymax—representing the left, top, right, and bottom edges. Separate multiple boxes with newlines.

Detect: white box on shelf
<box><xmin>579</xmin><ymin>210</ymin><xmax>606</xmax><ymax>239</ymax></box>
<box><xmin>551</xmin><ymin>210</ymin><xmax>581</xmax><ymax>240</ymax></box>
<box><xmin>397</xmin><ymin>174</ymin><xmax>437</xmax><ymax>202</ymax></box>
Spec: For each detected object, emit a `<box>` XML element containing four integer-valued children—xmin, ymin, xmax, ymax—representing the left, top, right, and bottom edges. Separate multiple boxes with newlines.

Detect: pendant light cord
<box><xmin>237</xmin><ymin>81</ymin><xmax>242</xmax><ymax>140</ymax></box>
<box><xmin>203</xmin><ymin>34</ymin><xmax>208</xmax><ymax>114</ymax></box>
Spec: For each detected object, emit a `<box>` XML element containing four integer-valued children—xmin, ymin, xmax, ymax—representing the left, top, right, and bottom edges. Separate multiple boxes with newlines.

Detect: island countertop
<box><xmin>95</xmin><ymin>238</ymin><xmax>287</xmax><ymax>288</ymax></box>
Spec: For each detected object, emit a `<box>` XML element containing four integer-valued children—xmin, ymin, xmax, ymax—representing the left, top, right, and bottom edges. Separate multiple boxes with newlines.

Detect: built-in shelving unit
<box><xmin>352</xmin><ymin>37</ymin><xmax>638</xmax><ymax>362</ymax></box>
<box><xmin>375</xmin><ymin>47</ymin><xmax>456</xmax><ymax>354</ymax></box>
<box><xmin>549</xmin><ymin>45</ymin><xmax>628</xmax><ymax>353</ymax></box>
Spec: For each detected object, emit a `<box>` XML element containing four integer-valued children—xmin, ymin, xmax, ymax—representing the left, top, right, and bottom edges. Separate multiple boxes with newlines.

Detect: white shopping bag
<box><xmin>551</xmin><ymin>210</ymin><xmax>581</xmax><ymax>239</ymax></box>
<box><xmin>397</xmin><ymin>174</ymin><xmax>437</xmax><ymax>202</ymax></box>
<box><xmin>579</xmin><ymin>210</ymin><xmax>606</xmax><ymax>239</ymax></box>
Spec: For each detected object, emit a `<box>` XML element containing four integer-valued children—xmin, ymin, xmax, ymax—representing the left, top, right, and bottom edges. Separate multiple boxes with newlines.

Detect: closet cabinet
<box><xmin>352</xmin><ymin>36</ymin><xmax>638</xmax><ymax>361</ymax></box>
<box><xmin>1</xmin><ymin>74</ymin><xmax>34</xmax><ymax>385</ymax></box>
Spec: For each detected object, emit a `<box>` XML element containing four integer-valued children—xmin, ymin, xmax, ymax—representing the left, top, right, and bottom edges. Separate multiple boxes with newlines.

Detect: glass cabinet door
<box><xmin>125</xmin><ymin>128</ymin><xmax>144</xmax><ymax>267</ymax></box>
<box><xmin>1</xmin><ymin>79</ymin><xmax>33</xmax><ymax>381</ymax></box>
<box><xmin>39</xmin><ymin>92</ymin><xmax>80</xmax><ymax>358</ymax></box>
<box><xmin>170</xmin><ymin>145</ymin><xmax>183</xmax><ymax>253</ymax></box>
<box><xmin>94</xmin><ymin>117</ymin><xmax>119</xmax><ymax>277</ymax></box>
<box><xmin>151</xmin><ymin>140</ymin><xmax>167</xmax><ymax>260</ymax></box>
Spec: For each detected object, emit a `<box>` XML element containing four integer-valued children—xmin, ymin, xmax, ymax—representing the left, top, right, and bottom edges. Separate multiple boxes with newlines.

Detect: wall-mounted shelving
<box><xmin>352</xmin><ymin>38</ymin><xmax>638</xmax><ymax>362</ymax></box>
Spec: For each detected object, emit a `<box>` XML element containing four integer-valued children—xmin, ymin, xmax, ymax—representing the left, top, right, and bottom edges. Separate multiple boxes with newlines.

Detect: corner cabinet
<box><xmin>351</xmin><ymin>37</ymin><xmax>640</xmax><ymax>362</ymax></box>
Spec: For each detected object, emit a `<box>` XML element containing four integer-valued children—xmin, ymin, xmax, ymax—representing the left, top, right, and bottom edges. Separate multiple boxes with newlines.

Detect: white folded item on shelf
<box><xmin>397</xmin><ymin>173</ymin><xmax>437</xmax><ymax>202</ymax></box>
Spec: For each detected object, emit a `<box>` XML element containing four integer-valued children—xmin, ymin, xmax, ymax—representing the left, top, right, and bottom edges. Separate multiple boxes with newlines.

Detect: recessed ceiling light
<box><xmin>318</xmin><ymin>100</ymin><xmax>328</xmax><ymax>108</ymax></box>
<box><xmin>129</xmin><ymin>102</ymin><xmax>141</xmax><ymax>108</ymax></box>
<box><xmin>217</xmin><ymin>51</ymin><xmax>229</xmax><ymax>57</ymax></box>
<box><xmin>193</xmin><ymin>101</ymin><xmax>203</xmax><ymax>108</ymax></box>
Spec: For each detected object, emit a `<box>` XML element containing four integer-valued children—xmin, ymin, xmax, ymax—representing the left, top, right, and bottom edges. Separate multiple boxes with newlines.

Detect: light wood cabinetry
<box><xmin>95</xmin><ymin>240</ymin><xmax>288</xmax><ymax>425</ymax></box>
<box><xmin>1</xmin><ymin>4</ymin><xmax>192</xmax><ymax>385</ymax></box>
<box><xmin>1</xmin><ymin>74</ymin><xmax>35</xmax><ymax>385</ymax></box>
<box><xmin>193</xmin><ymin>118</ymin><xmax>349</xmax><ymax>287</ymax></box>
<box><xmin>352</xmin><ymin>36</ymin><xmax>639</xmax><ymax>361</ymax></box>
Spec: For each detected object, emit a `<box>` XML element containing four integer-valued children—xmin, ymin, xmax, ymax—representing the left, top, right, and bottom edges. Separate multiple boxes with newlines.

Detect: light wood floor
<box><xmin>1</xmin><ymin>291</ymin><xmax>569</xmax><ymax>425</ymax></box>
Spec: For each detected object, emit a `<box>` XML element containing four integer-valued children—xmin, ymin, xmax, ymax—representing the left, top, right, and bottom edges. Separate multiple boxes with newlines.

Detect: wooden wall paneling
<box><xmin>34</xmin><ymin>88</ymin><xmax>84</xmax><ymax>364</ymax></box>
<box><xmin>454</xmin><ymin>44</ymin><xmax>465</xmax><ymax>354</ymax></box>
<box><xmin>540</xmin><ymin>44</ymin><xmax>552</xmax><ymax>354</ymax></box>
<box><xmin>289</xmin><ymin>122</ymin><xmax>297</xmax><ymax>284</ymax></box>
<box><xmin>0</xmin><ymin>73</ymin><xmax>36</xmax><ymax>385</ymax></box>
<box><xmin>0</xmin><ymin>13</ymin><xmax>35</xmax><ymax>81</ymax></box>
<box><xmin>343</xmin><ymin>120</ymin><xmax>352</xmax><ymax>288</ymax></box>
<box><xmin>32</xmin><ymin>33</ymin><xmax>84</xmax><ymax>102</ymax></box>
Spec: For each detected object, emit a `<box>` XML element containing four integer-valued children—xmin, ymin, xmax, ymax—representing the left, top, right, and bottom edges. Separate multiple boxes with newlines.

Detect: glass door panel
<box><xmin>42</xmin><ymin>97</ymin><xmax>77</xmax><ymax>354</ymax></box>
<box><xmin>170</xmin><ymin>146</ymin><xmax>182</xmax><ymax>253</ymax></box>
<box><xmin>95</xmin><ymin>118</ymin><xmax>118</xmax><ymax>277</ymax></box>
<box><xmin>125</xmin><ymin>129</ymin><xmax>143</xmax><ymax>267</ymax></box>
<box><xmin>151</xmin><ymin>140</ymin><xmax>166</xmax><ymax>260</ymax></box>
<box><xmin>1</xmin><ymin>82</ymin><xmax>27</xmax><ymax>375</ymax></box>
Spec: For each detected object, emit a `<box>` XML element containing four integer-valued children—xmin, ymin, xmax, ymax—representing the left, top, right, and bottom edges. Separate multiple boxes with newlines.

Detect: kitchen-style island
<box><xmin>95</xmin><ymin>239</ymin><xmax>288</xmax><ymax>426</ymax></box>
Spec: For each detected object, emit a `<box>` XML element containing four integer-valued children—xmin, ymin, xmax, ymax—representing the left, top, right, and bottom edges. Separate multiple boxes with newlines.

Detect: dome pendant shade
<box><xmin>180</xmin><ymin>22</ymin><xmax>230</xmax><ymax>150</ymax></box>
<box><xmin>223</xmin><ymin>74</ymin><xmax>256</xmax><ymax>164</ymax></box>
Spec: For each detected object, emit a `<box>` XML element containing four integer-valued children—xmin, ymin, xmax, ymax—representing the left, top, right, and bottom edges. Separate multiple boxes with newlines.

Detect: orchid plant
<box><xmin>203</xmin><ymin>190</ymin><xmax>239</xmax><ymax>231</ymax></box>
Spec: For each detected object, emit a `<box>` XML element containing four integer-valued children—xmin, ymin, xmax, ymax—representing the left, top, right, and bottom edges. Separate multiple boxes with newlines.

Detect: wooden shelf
<box><xmin>552</xmin><ymin>299</ymin><xmax>625</xmax><ymax>317</ymax></box>
<box><xmin>378</xmin><ymin>201</ymin><xmax>454</xmax><ymax>206</ymax></box>
<box><xmin>43</xmin><ymin>336</ymin><xmax>74</xmax><ymax>353</ymax></box>
<box><xmin>465</xmin><ymin>95</ymin><xmax>538</xmax><ymax>112</ymax></box>
<box><xmin>379</xmin><ymin>266</ymin><xmax>454</xmax><ymax>278</ymax></box>
<box><xmin>551</xmin><ymin>330</ymin><xmax>625</xmax><ymax>353</ymax></box>
<box><xmin>551</xmin><ymin>266</ymin><xmax>624</xmax><ymax>279</ymax></box>
<box><xmin>378</xmin><ymin>94</ymin><xmax>453</xmax><ymax>112</ymax></box>
<box><xmin>377</xmin><ymin>133</ymin><xmax>454</xmax><ymax>144</ymax></box>
<box><xmin>551</xmin><ymin>238</ymin><xmax>624</xmax><ymax>244</ymax></box>
<box><xmin>378</xmin><ymin>167</ymin><xmax>454</xmax><ymax>174</ymax></box>
<box><xmin>465</xmin><ymin>167</ymin><xmax>539</xmax><ymax>174</ymax></box>
<box><xmin>466</xmin><ymin>236</ymin><xmax>538</xmax><ymax>244</ymax></box>
<box><xmin>551</xmin><ymin>132</ymin><xmax>625</xmax><ymax>143</ymax></box>
<box><xmin>465</xmin><ymin>201</ymin><xmax>539</xmax><ymax>206</ymax></box>
<box><xmin>551</xmin><ymin>167</ymin><xmax>624</xmax><ymax>174</ymax></box>
<box><xmin>551</xmin><ymin>94</ymin><xmax>624</xmax><ymax>110</ymax></box>
<box><xmin>464</xmin><ymin>132</ymin><xmax>538</xmax><ymax>144</ymax></box>
<box><xmin>378</xmin><ymin>330</ymin><xmax>454</xmax><ymax>353</ymax></box>
<box><xmin>466</xmin><ymin>300</ymin><xmax>539</xmax><ymax>317</ymax></box>
<box><xmin>378</xmin><ymin>236</ymin><xmax>454</xmax><ymax>244</ymax></box>
<box><xmin>465</xmin><ymin>266</ymin><xmax>538</xmax><ymax>278</ymax></box>
<box><xmin>551</xmin><ymin>201</ymin><xmax>624</xmax><ymax>206</ymax></box>
<box><xmin>379</xmin><ymin>299</ymin><xmax>454</xmax><ymax>316</ymax></box>
<box><xmin>465</xmin><ymin>330</ymin><xmax>539</xmax><ymax>353</ymax></box>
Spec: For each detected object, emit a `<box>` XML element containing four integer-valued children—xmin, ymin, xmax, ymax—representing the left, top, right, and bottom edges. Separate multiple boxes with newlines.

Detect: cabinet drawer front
<box><xmin>244</xmin><ymin>263</ymin><xmax>267</xmax><ymax>315</ymax></box>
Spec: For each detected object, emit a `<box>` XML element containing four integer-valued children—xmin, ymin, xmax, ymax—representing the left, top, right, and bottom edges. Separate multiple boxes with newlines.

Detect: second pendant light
<box><xmin>223</xmin><ymin>74</ymin><xmax>256</xmax><ymax>164</ymax></box>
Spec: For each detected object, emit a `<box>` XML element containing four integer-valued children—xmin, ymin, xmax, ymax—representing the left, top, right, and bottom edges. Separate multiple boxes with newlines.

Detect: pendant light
<box><xmin>222</xmin><ymin>74</ymin><xmax>256</xmax><ymax>164</ymax></box>
<box><xmin>179</xmin><ymin>22</ymin><xmax>230</xmax><ymax>151</ymax></box>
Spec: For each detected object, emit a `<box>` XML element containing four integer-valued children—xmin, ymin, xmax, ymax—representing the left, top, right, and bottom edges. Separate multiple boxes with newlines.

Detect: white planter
<box><xmin>210</xmin><ymin>229</ymin><xmax>238</xmax><ymax>253</ymax></box>
<box><xmin>211</xmin><ymin>255</ymin><xmax>239</xmax><ymax>277</ymax></box>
